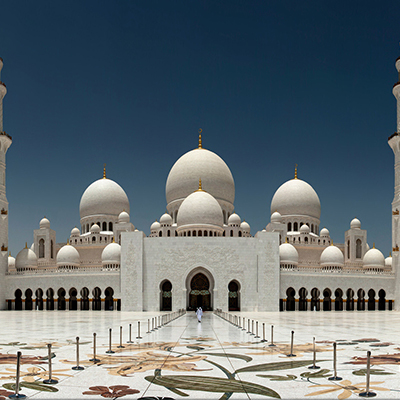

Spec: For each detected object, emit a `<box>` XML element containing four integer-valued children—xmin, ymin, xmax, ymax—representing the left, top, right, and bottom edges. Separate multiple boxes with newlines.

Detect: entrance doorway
<box><xmin>189</xmin><ymin>273</ymin><xmax>212</xmax><ymax>311</ymax></box>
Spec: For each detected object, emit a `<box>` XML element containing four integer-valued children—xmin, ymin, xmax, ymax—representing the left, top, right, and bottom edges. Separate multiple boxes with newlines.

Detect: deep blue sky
<box><xmin>1</xmin><ymin>1</ymin><xmax>399</xmax><ymax>256</ymax></box>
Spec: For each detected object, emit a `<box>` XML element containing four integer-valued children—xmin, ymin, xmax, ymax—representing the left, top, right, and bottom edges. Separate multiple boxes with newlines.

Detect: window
<box><xmin>51</xmin><ymin>240</ymin><xmax>54</xmax><ymax>258</ymax></box>
<box><xmin>356</xmin><ymin>239</ymin><xmax>362</xmax><ymax>259</ymax></box>
<box><xmin>39</xmin><ymin>239</ymin><xmax>45</xmax><ymax>258</ymax></box>
<box><xmin>288</xmin><ymin>222</ymin><xmax>292</xmax><ymax>231</ymax></box>
<box><xmin>109</xmin><ymin>222</ymin><xmax>113</xmax><ymax>231</ymax></box>
<box><xmin>294</xmin><ymin>222</ymin><xmax>298</xmax><ymax>231</ymax></box>
<box><xmin>347</xmin><ymin>240</ymin><xmax>350</xmax><ymax>259</ymax></box>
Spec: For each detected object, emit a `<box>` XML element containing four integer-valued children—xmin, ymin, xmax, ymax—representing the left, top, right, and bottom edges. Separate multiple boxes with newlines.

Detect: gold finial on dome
<box><xmin>112</xmin><ymin>237</ymin><xmax>115</xmax><ymax>243</ymax></box>
<box><xmin>198</xmin><ymin>129</ymin><xmax>203</xmax><ymax>149</ymax></box>
<box><xmin>390</xmin><ymin>251</ymin><xmax>392</xmax><ymax>257</ymax></box>
<box><xmin>8</xmin><ymin>251</ymin><xmax>11</xmax><ymax>257</ymax></box>
<box><xmin>294</xmin><ymin>164</ymin><xmax>298</xmax><ymax>179</ymax></box>
<box><xmin>197</xmin><ymin>178</ymin><xmax>203</xmax><ymax>191</ymax></box>
<box><xmin>285</xmin><ymin>237</ymin><xmax>288</xmax><ymax>243</ymax></box>
<box><xmin>103</xmin><ymin>163</ymin><xmax>106</xmax><ymax>179</ymax></box>
<box><xmin>25</xmin><ymin>242</ymin><xmax>27</xmax><ymax>249</ymax></box>
<box><xmin>373</xmin><ymin>242</ymin><xmax>375</xmax><ymax>249</ymax></box>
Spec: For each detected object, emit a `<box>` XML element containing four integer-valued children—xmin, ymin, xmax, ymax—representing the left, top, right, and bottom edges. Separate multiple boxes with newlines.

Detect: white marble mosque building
<box><xmin>1</xmin><ymin>55</ymin><xmax>400</xmax><ymax>313</ymax></box>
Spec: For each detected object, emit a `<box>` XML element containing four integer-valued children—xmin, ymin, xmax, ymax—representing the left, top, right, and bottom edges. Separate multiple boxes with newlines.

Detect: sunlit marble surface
<box><xmin>0</xmin><ymin>311</ymin><xmax>399</xmax><ymax>399</ymax></box>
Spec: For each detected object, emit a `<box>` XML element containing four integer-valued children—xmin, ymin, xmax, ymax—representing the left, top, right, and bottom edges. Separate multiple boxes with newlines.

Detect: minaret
<box><xmin>388</xmin><ymin>54</ymin><xmax>400</xmax><ymax>310</ymax></box>
<box><xmin>0</xmin><ymin>58</ymin><xmax>12</xmax><ymax>310</ymax></box>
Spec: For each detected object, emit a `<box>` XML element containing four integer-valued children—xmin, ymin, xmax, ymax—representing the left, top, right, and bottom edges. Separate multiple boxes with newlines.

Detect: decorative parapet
<box><xmin>280</xmin><ymin>266</ymin><xmax>394</xmax><ymax>276</ymax></box>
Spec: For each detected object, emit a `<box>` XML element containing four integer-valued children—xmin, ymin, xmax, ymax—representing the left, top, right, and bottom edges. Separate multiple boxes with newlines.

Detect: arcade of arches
<box><xmin>283</xmin><ymin>287</ymin><xmax>392</xmax><ymax>311</ymax></box>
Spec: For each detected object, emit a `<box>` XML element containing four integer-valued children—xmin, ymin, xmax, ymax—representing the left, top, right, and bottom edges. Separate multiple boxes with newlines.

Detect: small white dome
<box><xmin>320</xmin><ymin>245</ymin><xmax>344</xmax><ymax>267</ymax></box>
<box><xmin>366</xmin><ymin>243</ymin><xmax>370</xmax><ymax>251</ymax></box>
<box><xmin>102</xmin><ymin>242</ymin><xmax>121</xmax><ymax>264</ymax></box>
<box><xmin>90</xmin><ymin>224</ymin><xmax>100</xmax><ymax>233</ymax></box>
<box><xmin>8</xmin><ymin>254</ymin><xmax>15</xmax><ymax>269</ymax></box>
<box><xmin>271</xmin><ymin>211</ymin><xmax>282</xmax><ymax>223</ymax></box>
<box><xmin>279</xmin><ymin>242</ymin><xmax>298</xmax><ymax>264</ymax></box>
<box><xmin>30</xmin><ymin>243</ymin><xmax>35</xmax><ymax>251</ymax></box>
<box><xmin>71</xmin><ymin>227</ymin><xmax>80</xmax><ymax>237</ymax></box>
<box><xmin>80</xmin><ymin>178</ymin><xmax>130</xmax><ymax>220</ymax></box>
<box><xmin>15</xmin><ymin>246</ymin><xmax>37</xmax><ymax>270</ymax></box>
<box><xmin>160</xmin><ymin>213</ymin><xmax>173</xmax><ymax>226</ymax></box>
<box><xmin>177</xmin><ymin>189</ymin><xmax>223</xmax><ymax>228</ymax></box>
<box><xmin>300</xmin><ymin>224</ymin><xmax>310</xmax><ymax>234</ymax></box>
<box><xmin>56</xmin><ymin>244</ymin><xmax>80</xmax><ymax>267</ymax></box>
<box><xmin>385</xmin><ymin>255</ymin><xmax>392</xmax><ymax>268</ymax></box>
<box><xmin>363</xmin><ymin>247</ymin><xmax>385</xmax><ymax>269</ymax></box>
<box><xmin>151</xmin><ymin>220</ymin><xmax>161</xmax><ymax>231</ymax></box>
<box><xmin>228</xmin><ymin>213</ymin><xmax>241</xmax><ymax>226</ymax></box>
<box><xmin>271</xmin><ymin>178</ymin><xmax>321</xmax><ymax>220</ymax></box>
<box><xmin>320</xmin><ymin>227</ymin><xmax>330</xmax><ymax>237</ymax></box>
<box><xmin>351</xmin><ymin>218</ymin><xmax>361</xmax><ymax>229</ymax></box>
<box><xmin>240</xmin><ymin>220</ymin><xmax>250</xmax><ymax>233</ymax></box>
<box><xmin>118</xmin><ymin>211</ymin><xmax>130</xmax><ymax>223</ymax></box>
<box><xmin>39</xmin><ymin>217</ymin><xmax>50</xmax><ymax>229</ymax></box>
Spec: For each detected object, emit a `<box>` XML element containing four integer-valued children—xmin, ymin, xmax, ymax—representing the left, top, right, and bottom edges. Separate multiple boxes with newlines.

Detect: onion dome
<box><xmin>228</xmin><ymin>212</ymin><xmax>241</xmax><ymax>226</ymax></box>
<box><xmin>39</xmin><ymin>217</ymin><xmax>50</xmax><ymax>229</ymax></box>
<box><xmin>270</xmin><ymin>211</ymin><xmax>282</xmax><ymax>223</ymax></box>
<box><xmin>15</xmin><ymin>244</ymin><xmax>37</xmax><ymax>270</ymax></box>
<box><xmin>320</xmin><ymin>245</ymin><xmax>344</xmax><ymax>267</ymax></box>
<box><xmin>151</xmin><ymin>220</ymin><xmax>161</xmax><ymax>231</ymax></box>
<box><xmin>300</xmin><ymin>224</ymin><xmax>310</xmax><ymax>234</ymax></box>
<box><xmin>56</xmin><ymin>244</ymin><xmax>80</xmax><ymax>267</ymax></box>
<box><xmin>90</xmin><ymin>223</ymin><xmax>100</xmax><ymax>233</ymax></box>
<box><xmin>118</xmin><ymin>211</ymin><xmax>130</xmax><ymax>223</ymax></box>
<box><xmin>166</xmin><ymin>138</ymin><xmax>235</xmax><ymax>209</ymax></box>
<box><xmin>177</xmin><ymin>184</ymin><xmax>223</xmax><ymax>229</ymax></box>
<box><xmin>279</xmin><ymin>242</ymin><xmax>299</xmax><ymax>265</ymax></box>
<box><xmin>363</xmin><ymin>246</ymin><xmax>385</xmax><ymax>269</ymax></box>
<box><xmin>366</xmin><ymin>243</ymin><xmax>370</xmax><ymax>251</ymax></box>
<box><xmin>8</xmin><ymin>253</ymin><xmax>15</xmax><ymax>269</ymax></box>
<box><xmin>160</xmin><ymin>213</ymin><xmax>173</xmax><ymax>226</ymax></box>
<box><xmin>320</xmin><ymin>227</ymin><xmax>330</xmax><ymax>237</ymax></box>
<box><xmin>71</xmin><ymin>227</ymin><xmax>80</xmax><ymax>237</ymax></box>
<box><xmin>79</xmin><ymin>177</ymin><xmax>130</xmax><ymax>219</ymax></box>
<box><xmin>271</xmin><ymin>173</ymin><xmax>321</xmax><ymax>220</ymax></box>
<box><xmin>241</xmin><ymin>220</ymin><xmax>250</xmax><ymax>233</ymax></box>
<box><xmin>350</xmin><ymin>218</ymin><xmax>361</xmax><ymax>229</ymax></box>
<box><xmin>102</xmin><ymin>241</ymin><xmax>121</xmax><ymax>265</ymax></box>
<box><xmin>385</xmin><ymin>253</ymin><xmax>392</xmax><ymax>268</ymax></box>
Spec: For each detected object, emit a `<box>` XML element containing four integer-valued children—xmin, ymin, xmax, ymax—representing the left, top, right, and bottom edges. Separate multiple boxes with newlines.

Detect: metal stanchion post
<box><xmin>72</xmin><ymin>337</ymin><xmax>84</xmax><ymax>370</ymax></box>
<box><xmin>127</xmin><ymin>324</ymin><xmax>133</xmax><ymax>343</ymax></box>
<box><xmin>287</xmin><ymin>331</ymin><xmax>296</xmax><ymax>357</ymax></box>
<box><xmin>136</xmin><ymin>321</ymin><xmax>142</xmax><ymax>339</ymax></box>
<box><xmin>269</xmin><ymin>325</ymin><xmax>276</xmax><ymax>347</ymax></box>
<box><xmin>117</xmin><ymin>326</ymin><xmax>124</xmax><ymax>348</ymax></box>
<box><xmin>247</xmin><ymin>318</ymin><xmax>251</xmax><ymax>333</ymax></box>
<box><xmin>43</xmin><ymin>344</ymin><xmax>58</xmax><ymax>384</ymax></box>
<box><xmin>255</xmin><ymin>321</ymin><xmax>260</xmax><ymax>338</ymax></box>
<box><xmin>147</xmin><ymin>319</ymin><xmax>150</xmax><ymax>333</ymax></box>
<box><xmin>359</xmin><ymin>351</ymin><xmax>376</xmax><ymax>397</ymax></box>
<box><xmin>308</xmin><ymin>337</ymin><xmax>320</xmax><ymax>369</ymax></box>
<box><xmin>89</xmin><ymin>333</ymin><xmax>100</xmax><ymax>363</ymax></box>
<box><xmin>106</xmin><ymin>328</ymin><xmax>115</xmax><ymax>354</ymax></box>
<box><xmin>242</xmin><ymin>317</ymin><xmax>246</xmax><ymax>331</ymax></box>
<box><xmin>261</xmin><ymin>323</ymin><xmax>267</xmax><ymax>342</ymax></box>
<box><xmin>9</xmin><ymin>352</ymin><xmax>26</xmax><ymax>399</ymax></box>
<box><xmin>328</xmin><ymin>342</ymin><xmax>342</xmax><ymax>380</ymax></box>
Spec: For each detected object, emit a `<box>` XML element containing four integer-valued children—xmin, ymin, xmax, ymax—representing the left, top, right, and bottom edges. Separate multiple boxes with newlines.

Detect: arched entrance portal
<box><xmin>189</xmin><ymin>273</ymin><xmax>212</xmax><ymax>311</ymax></box>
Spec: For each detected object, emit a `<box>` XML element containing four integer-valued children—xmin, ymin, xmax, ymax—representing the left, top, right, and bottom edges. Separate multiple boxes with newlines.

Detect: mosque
<box><xmin>0</xmin><ymin>54</ymin><xmax>400</xmax><ymax>313</ymax></box>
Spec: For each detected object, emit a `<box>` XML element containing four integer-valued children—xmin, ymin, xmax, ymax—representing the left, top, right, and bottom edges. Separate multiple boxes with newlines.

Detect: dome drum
<box><xmin>283</xmin><ymin>216</ymin><xmax>320</xmax><ymax>236</ymax></box>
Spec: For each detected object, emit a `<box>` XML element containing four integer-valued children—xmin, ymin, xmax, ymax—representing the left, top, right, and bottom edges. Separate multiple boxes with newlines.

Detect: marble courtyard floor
<box><xmin>0</xmin><ymin>311</ymin><xmax>400</xmax><ymax>399</ymax></box>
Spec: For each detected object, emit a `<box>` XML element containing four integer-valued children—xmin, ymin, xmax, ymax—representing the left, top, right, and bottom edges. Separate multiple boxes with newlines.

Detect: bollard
<box><xmin>9</xmin><ymin>352</ymin><xmax>26</xmax><ymax>399</ymax></box>
<box><xmin>89</xmin><ymin>333</ymin><xmax>100</xmax><ymax>363</ymax></box>
<box><xmin>72</xmin><ymin>337</ymin><xmax>84</xmax><ymax>370</ymax></box>
<box><xmin>127</xmin><ymin>324</ymin><xmax>133</xmax><ymax>343</ymax></box>
<box><xmin>308</xmin><ymin>337</ymin><xmax>320</xmax><ymax>369</ymax></box>
<box><xmin>106</xmin><ymin>328</ymin><xmax>115</xmax><ymax>354</ymax></box>
<box><xmin>136</xmin><ymin>321</ymin><xmax>142</xmax><ymax>339</ymax></box>
<box><xmin>328</xmin><ymin>342</ymin><xmax>342</xmax><ymax>380</ymax></box>
<box><xmin>359</xmin><ymin>351</ymin><xmax>376</xmax><ymax>397</ymax></box>
<box><xmin>287</xmin><ymin>330</ymin><xmax>296</xmax><ymax>357</ymax></box>
<box><xmin>43</xmin><ymin>344</ymin><xmax>58</xmax><ymax>384</ymax></box>
<box><xmin>147</xmin><ymin>319</ymin><xmax>151</xmax><ymax>333</ymax></box>
<box><xmin>255</xmin><ymin>321</ymin><xmax>260</xmax><ymax>338</ymax></box>
<box><xmin>261</xmin><ymin>322</ymin><xmax>267</xmax><ymax>342</ymax></box>
<box><xmin>117</xmin><ymin>326</ymin><xmax>125</xmax><ymax>348</ymax></box>
<box><xmin>268</xmin><ymin>325</ymin><xmax>276</xmax><ymax>347</ymax></box>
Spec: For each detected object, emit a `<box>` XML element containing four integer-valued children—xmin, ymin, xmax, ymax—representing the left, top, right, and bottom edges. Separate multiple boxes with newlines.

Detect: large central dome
<box><xmin>80</xmin><ymin>178</ymin><xmax>130</xmax><ymax>219</ymax></box>
<box><xmin>166</xmin><ymin>147</ymin><xmax>235</xmax><ymax>207</ymax></box>
<box><xmin>271</xmin><ymin>178</ymin><xmax>321</xmax><ymax>219</ymax></box>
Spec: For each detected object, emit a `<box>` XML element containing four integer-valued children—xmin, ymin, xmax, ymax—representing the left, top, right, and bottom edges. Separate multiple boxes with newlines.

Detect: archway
<box><xmin>368</xmin><ymin>289</ymin><xmax>376</xmax><ymax>311</ymax></box>
<box><xmin>334</xmin><ymin>288</ymin><xmax>343</xmax><ymax>311</ymax></box>
<box><xmin>378</xmin><ymin>289</ymin><xmax>386</xmax><ymax>311</ymax></box>
<box><xmin>286</xmin><ymin>287</ymin><xmax>295</xmax><ymax>311</ymax></box>
<box><xmin>357</xmin><ymin>289</ymin><xmax>365</xmax><ymax>311</ymax></box>
<box><xmin>161</xmin><ymin>280</ymin><xmax>172</xmax><ymax>311</ymax></box>
<box><xmin>46</xmin><ymin>288</ymin><xmax>54</xmax><ymax>310</ymax></box>
<box><xmin>57</xmin><ymin>288</ymin><xmax>66</xmax><ymax>310</ymax></box>
<box><xmin>188</xmin><ymin>273</ymin><xmax>211</xmax><ymax>311</ymax></box>
<box><xmin>104</xmin><ymin>287</ymin><xmax>114</xmax><ymax>311</ymax></box>
<box><xmin>299</xmin><ymin>287</ymin><xmax>307</xmax><ymax>311</ymax></box>
<box><xmin>311</xmin><ymin>288</ymin><xmax>320</xmax><ymax>311</ymax></box>
<box><xmin>92</xmin><ymin>287</ymin><xmax>102</xmax><ymax>311</ymax></box>
<box><xmin>69</xmin><ymin>288</ymin><xmax>78</xmax><ymax>310</ymax></box>
<box><xmin>323</xmin><ymin>288</ymin><xmax>331</xmax><ymax>311</ymax></box>
<box><xmin>35</xmin><ymin>288</ymin><xmax>44</xmax><ymax>310</ymax></box>
<box><xmin>80</xmin><ymin>287</ymin><xmax>89</xmax><ymax>310</ymax></box>
<box><xmin>25</xmin><ymin>289</ymin><xmax>33</xmax><ymax>310</ymax></box>
<box><xmin>15</xmin><ymin>289</ymin><xmax>22</xmax><ymax>310</ymax></box>
<box><xmin>228</xmin><ymin>280</ymin><xmax>240</xmax><ymax>311</ymax></box>
<box><xmin>346</xmin><ymin>288</ymin><xmax>355</xmax><ymax>311</ymax></box>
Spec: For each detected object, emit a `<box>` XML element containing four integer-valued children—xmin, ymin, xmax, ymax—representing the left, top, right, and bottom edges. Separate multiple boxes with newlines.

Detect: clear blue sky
<box><xmin>1</xmin><ymin>1</ymin><xmax>399</xmax><ymax>256</ymax></box>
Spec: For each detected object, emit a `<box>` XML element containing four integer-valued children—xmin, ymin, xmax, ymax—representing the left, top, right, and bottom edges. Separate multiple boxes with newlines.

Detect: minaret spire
<box><xmin>198</xmin><ymin>128</ymin><xmax>203</xmax><ymax>149</ymax></box>
<box><xmin>103</xmin><ymin>164</ymin><xmax>106</xmax><ymax>179</ymax></box>
<box><xmin>0</xmin><ymin>58</ymin><xmax>6</xmax><ymax>133</ymax></box>
<box><xmin>294</xmin><ymin>164</ymin><xmax>298</xmax><ymax>179</ymax></box>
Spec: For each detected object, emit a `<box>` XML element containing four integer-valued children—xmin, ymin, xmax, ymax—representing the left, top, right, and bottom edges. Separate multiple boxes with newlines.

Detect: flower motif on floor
<box><xmin>83</xmin><ymin>385</ymin><xmax>139</xmax><ymax>398</ymax></box>
<box><xmin>348</xmin><ymin>353</ymin><xmax>400</xmax><ymax>365</ymax></box>
<box><xmin>0</xmin><ymin>366</ymin><xmax>72</xmax><ymax>382</ymax></box>
<box><xmin>245</xmin><ymin>342</ymin><xmax>332</xmax><ymax>357</ymax></box>
<box><xmin>0</xmin><ymin>389</ymin><xmax>14</xmax><ymax>400</ymax></box>
<box><xmin>306</xmin><ymin>380</ymin><xmax>389</xmax><ymax>399</ymax></box>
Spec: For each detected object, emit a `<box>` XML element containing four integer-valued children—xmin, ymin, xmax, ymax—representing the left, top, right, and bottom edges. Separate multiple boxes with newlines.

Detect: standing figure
<box><xmin>196</xmin><ymin>307</ymin><xmax>203</xmax><ymax>323</ymax></box>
